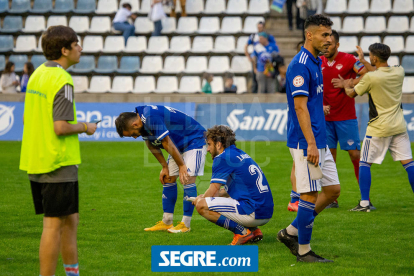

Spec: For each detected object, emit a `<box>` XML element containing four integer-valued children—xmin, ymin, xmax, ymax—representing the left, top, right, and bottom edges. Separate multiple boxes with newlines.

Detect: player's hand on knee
<box><xmin>159</xmin><ymin>167</ymin><xmax>170</xmax><ymax>184</ymax></box>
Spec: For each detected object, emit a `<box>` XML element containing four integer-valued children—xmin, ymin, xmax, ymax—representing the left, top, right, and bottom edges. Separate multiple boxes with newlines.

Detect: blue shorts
<box><xmin>326</xmin><ymin>119</ymin><xmax>361</xmax><ymax>151</ymax></box>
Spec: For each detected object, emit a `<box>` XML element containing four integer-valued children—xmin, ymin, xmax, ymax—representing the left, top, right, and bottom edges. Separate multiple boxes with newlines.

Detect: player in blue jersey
<box><xmin>115</xmin><ymin>105</ymin><xmax>207</xmax><ymax>233</ymax></box>
<box><xmin>193</xmin><ymin>125</ymin><xmax>274</xmax><ymax>245</ymax></box>
<box><xmin>277</xmin><ymin>15</ymin><xmax>341</xmax><ymax>263</ymax></box>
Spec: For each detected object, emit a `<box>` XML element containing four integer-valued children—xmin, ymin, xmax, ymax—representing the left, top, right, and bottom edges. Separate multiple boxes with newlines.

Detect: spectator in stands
<box><xmin>296</xmin><ymin>40</ymin><xmax>304</xmax><ymax>53</ymax></box>
<box><xmin>224</xmin><ymin>74</ymin><xmax>237</xmax><ymax>93</ymax></box>
<box><xmin>286</xmin><ymin>0</ymin><xmax>303</xmax><ymax>31</ymax></box>
<box><xmin>277</xmin><ymin>64</ymin><xmax>287</xmax><ymax>93</ymax></box>
<box><xmin>20</xmin><ymin>62</ymin><xmax>34</xmax><ymax>93</ymax></box>
<box><xmin>1</xmin><ymin>61</ymin><xmax>19</xmax><ymax>93</ymax></box>
<box><xmin>113</xmin><ymin>3</ymin><xmax>137</xmax><ymax>45</ymax></box>
<box><xmin>170</xmin><ymin>0</ymin><xmax>186</xmax><ymax>18</ymax></box>
<box><xmin>297</xmin><ymin>0</ymin><xmax>323</xmax><ymax>18</ymax></box>
<box><xmin>202</xmin><ymin>73</ymin><xmax>213</xmax><ymax>94</ymax></box>
<box><xmin>150</xmin><ymin>0</ymin><xmax>166</xmax><ymax>36</ymax></box>
<box><xmin>253</xmin><ymin>33</ymin><xmax>278</xmax><ymax>93</ymax></box>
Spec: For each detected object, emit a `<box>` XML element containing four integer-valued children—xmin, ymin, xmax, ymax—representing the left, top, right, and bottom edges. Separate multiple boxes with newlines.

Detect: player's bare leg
<box><xmin>329</xmin><ymin>148</ymin><xmax>337</xmax><ymax>162</ymax></box>
<box><xmin>39</xmin><ymin>217</ymin><xmax>64</xmax><ymax>276</ymax></box>
<box><xmin>315</xmin><ymin>185</ymin><xmax>341</xmax><ymax>213</ymax></box>
<box><xmin>288</xmin><ymin>163</ymin><xmax>300</xmax><ymax>212</ymax></box>
<box><xmin>60</xmin><ymin>213</ymin><xmax>80</xmax><ymax>275</ymax></box>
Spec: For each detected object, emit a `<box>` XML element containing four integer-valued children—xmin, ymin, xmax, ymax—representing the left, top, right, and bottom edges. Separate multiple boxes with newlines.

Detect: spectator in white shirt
<box><xmin>1</xmin><ymin>61</ymin><xmax>19</xmax><ymax>93</ymax></box>
<box><xmin>113</xmin><ymin>3</ymin><xmax>137</xmax><ymax>45</ymax></box>
<box><xmin>150</xmin><ymin>0</ymin><xmax>166</xmax><ymax>36</ymax></box>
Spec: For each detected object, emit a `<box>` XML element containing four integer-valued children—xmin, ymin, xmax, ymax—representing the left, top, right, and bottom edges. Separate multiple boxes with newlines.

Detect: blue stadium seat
<box><xmin>0</xmin><ymin>55</ymin><xmax>5</xmax><ymax>71</ymax></box>
<box><xmin>94</xmin><ymin>56</ymin><xmax>117</xmax><ymax>73</ymax></box>
<box><xmin>31</xmin><ymin>55</ymin><xmax>47</xmax><ymax>69</ymax></box>
<box><xmin>0</xmin><ymin>0</ymin><xmax>8</xmax><ymax>13</ymax></box>
<box><xmin>1</xmin><ymin>16</ymin><xmax>23</xmax><ymax>33</ymax></box>
<box><xmin>74</xmin><ymin>0</ymin><xmax>96</xmax><ymax>14</ymax></box>
<box><xmin>32</xmin><ymin>0</ymin><xmax>53</xmax><ymax>13</ymax></box>
<box><xmin>10</xmin><ymin>0</ymin><xmax>31</xmax><ymax>13</ymax></box>
<box><xmin>402</xmin><ymin>55</ymin><xmax>414</xmax><ymax>74</ymax></box>
<box><xmin>9</xmin><ymin>55</ymin><xmax>28</xmax><ymax>72</ymax></box>
<box><xmin>117</xmin><ymin>56</ymin><xmax>140</xmax><ymax>74</ymax></box>
<box><xmin>53</xmin><ymin>0</ymin><xmax>74</xmax><ymax>13</ymax></box>
<box><xmin>71</xmin><ymin>56</ymin><xmax>95</xmax><ymax>73</ymax></box>
<box><xmin>0</xmin><ymin>36</ymin><xmax>14</xmax><ymax>52</ymax></box>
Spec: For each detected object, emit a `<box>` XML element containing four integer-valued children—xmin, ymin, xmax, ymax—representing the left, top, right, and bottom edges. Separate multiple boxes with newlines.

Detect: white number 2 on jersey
<box><xmin>249</xmin><ymin>165</ymin><xmax>269</xmax><ymax>193</ymax></box>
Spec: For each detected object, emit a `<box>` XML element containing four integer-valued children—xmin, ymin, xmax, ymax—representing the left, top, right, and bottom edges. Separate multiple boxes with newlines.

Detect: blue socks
<box><xmin>297</xmin><ymin>199</ymin><xmax>316</xmax><ymax>245</ymax></box>
<box><xmin>183</xmin><ymin>183</ymin><xmax>197</xmax><ymax>216</ymax></box>
<box><xmin>359</xmin><ymin>162</ymin><xmax>372</xmax><ymax>201</ymax></box>
<box><xmin>162</xmin><ymin>183</ymin><xmax>177</xmax><ymax>214</ymax></box>
<box><xmin>64</xmin><ymin>263</ymin><xmax>79</xmax><ymax>276</ymax></box>
<box><xmin>403</xmin><ymin>161</ymin><xmax>414</xmax><ymax>192</ymax></box>
<box><xmin>216</xmin><ymin>215</ymin><xmax>247</xmax><ymax>235</ymax></box>
<box><xmin>290</xmin><ymin>190</ymin><xmax>300</xmax><ymax>203</ymax></box>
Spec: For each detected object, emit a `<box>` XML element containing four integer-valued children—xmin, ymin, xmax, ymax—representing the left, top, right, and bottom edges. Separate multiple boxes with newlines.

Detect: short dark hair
<box><xmin>304</xmin><ymin>14</ymin><xmax>333</xmax><ymax>30</ymax></box>
<box><xmin>205</xmin><ymin>125</ymin><xmax>236</xmax><ymax>149</ymax></box>
<box><xmin>331</xmin><ymin>29</ymin><xmax>339</xmax><ymax>43</ymax></box>
<box><xmin>122</xmin><ymin>3</ymin><xmax>132</xmax><ymax>9</ymax></box>
<box><xmin>257</xmin><ymin>21</ymin><xmax>264</xmax><ymax>25</ymax></box>
<box><xmin>42</xmin><ymin>26</ymin><xmax>78</xmax><ymax>60</ymax></box>
<box><xmin>25</xmin><ymin>62</ymin><xmax>34</xmax><ymax>76</ymax></box>
<box><xmin>369</xmin><ymin>43</ymin><xmax>391</xmax><ymax>62</ymax></box>
<box><xmin>115</xmin><ymin>112</ymin><xmax>138</xmax><ymax>138</ymax></box>
<box><xmin>4</xmin><ymin>61</ymin><xmax>14</xmax><ymax>74</ymax></box>
<box><xmin>203</xmin><ymin>72</ymin><xmax>213</xmax><ymax>81</ymax></box>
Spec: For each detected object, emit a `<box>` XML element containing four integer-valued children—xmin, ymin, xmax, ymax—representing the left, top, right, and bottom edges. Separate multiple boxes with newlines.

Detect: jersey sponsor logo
<box><xmin>226</xmin><ymin>109</ymin><xmax>288</xmax><ymax>134</ymax></box>
<box><xmin>336</xmin><ymin>64</ymin><xmax>343</xmax><ymax>70</ymax></box>
<box><xmin>0</xmin><ymin>104</ymin><xmax>15</xmax><ymax>136</ymax></box>
<box><xmin>293</xmin><ymin>76</ymin><xmax>304</xmax><ymax>87</ymax></box>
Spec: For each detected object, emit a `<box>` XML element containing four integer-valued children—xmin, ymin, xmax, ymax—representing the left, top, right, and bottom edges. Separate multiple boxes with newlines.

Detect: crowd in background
<box><xmin>0</xmin><ymin>61</ymin><xmax>34</xmax><ymax>93</ymax></box>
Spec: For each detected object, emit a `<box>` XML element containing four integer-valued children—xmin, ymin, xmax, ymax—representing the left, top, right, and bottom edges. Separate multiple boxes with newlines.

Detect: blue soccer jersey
<box><xmin>210</xmin><ymin>145</ymin><xmax>274</xmax><ymax>219</ymax></box>
<box><xmin>286</xmin><ymin>46</ymin><xmax>326</xmax><ymax>149</ymax></box>
<box><xmin>135</xmin><ymin>105</ymin><xmax>206</xmax><ymax>152</ymax></box>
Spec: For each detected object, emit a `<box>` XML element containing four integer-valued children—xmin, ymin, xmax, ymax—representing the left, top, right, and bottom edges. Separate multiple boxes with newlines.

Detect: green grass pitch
<box><xmin>1</xmin><ymin>141</ymin><xmax>414</xmax><ymax>275</ymax></box>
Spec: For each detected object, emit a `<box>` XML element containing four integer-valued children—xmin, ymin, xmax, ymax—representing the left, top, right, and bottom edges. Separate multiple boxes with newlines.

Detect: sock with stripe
<box><xmin>359</xmin><ymin>162</ymin><xmax>371</xmax><ymax>207</ymax></box>
<box><xmin>351</xmin><ymin>158</ymin><xmax>360</xmax><ymax>182</ymax></box>
<box><xmin>215</xmin><ymin>215</ymin><xmax>247</xmax><ymax>235</ymax></box>
<box><xmin>64</xmin><ymin>263</ymin><xmax>79</xmax><ymax>276</ymax></box>
<box><xmin>297</xmin><ymin>199</ymin><xmax>315</xmax><ymax>255</ymax></box>
<box><xmin>183</xmin><ymin>183</ymin><xmax>197</xmax><ymax>226</ymax></box>
<box><xmin>290</xmin><ymin>190</ymin><xmax>300</xmax><ymax>203</ymax></box>
<box><xmin>403</xmin><ymin>161</ymin><xmax>414</xmax><ymax>193</ymax></box>
<box><xmin>162</xmin><ymin>182</ymin><xmax>177</xmax><ymax>225</ymax></box>
<box><xmin>288</xmin><ymin>207</ymin><xmax>318</xmax><ymax>236</ymax></box>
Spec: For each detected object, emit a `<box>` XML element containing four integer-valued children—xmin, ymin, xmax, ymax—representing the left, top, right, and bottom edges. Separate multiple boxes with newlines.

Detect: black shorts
<box><xmin>30</xmin><ymin>181</ymin><xmax>79</xmax><ymax>217</ymax></box>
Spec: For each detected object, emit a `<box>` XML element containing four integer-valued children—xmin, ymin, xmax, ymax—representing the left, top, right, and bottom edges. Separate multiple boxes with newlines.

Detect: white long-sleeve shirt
<box><xmin>0</xmin><ymin>72</ymin><xmax>18</xmax><ymax>93</ymax></box>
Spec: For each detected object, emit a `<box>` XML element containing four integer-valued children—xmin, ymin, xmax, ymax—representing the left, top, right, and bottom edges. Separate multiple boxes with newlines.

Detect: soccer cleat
<box><xmin>277</xmin><ymin>228</ymin><xmax>298</xmax><ymax>256</ymax></box>
<box><xmin>325</xmin><ymin>199</ymin><xmax>339</xmax><ymax>209</ymax></box>
<box><xmin>144</xmin><ymin>221</ymin><xmax>173</xmax><ymax>231</ymax></box>
<box><xmin>167</xmin><ymin>222</ymin><xmax>191</xmax><ymax>233</ymax></box>
<box><xmin>229</xmin><ymin>230</ymin><xmax>254</xmax><ymax>245</ymax></box>
<box><xmin>297</xmin><ymin>250</ymin><xmax>333</xmax><ymax>263</ymax></box>
<box><xmin>369</xmin><ymin>201</ymin><xmax>377</xmax><ymax>210</ymax></box>
<box><xmin>288</xmin><ymin>201</ymin><xmax>299</xmax><ymax>212</ymax></box>
<box><xmin>251</xmin><ymin>228</ymin><xmax>263</xmax><ymax>243</ymax></box>
<box><xmin>349</xmin><ymin>201</ymin><xmax>370</xmax><ymax>212</ymax></box>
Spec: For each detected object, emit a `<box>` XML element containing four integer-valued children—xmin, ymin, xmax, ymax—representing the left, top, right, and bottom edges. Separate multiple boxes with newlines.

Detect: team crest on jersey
<box><xmin>293</xmin><ymin>76</ymin><xmax>304</xmax><ymax>87</ymax></box>
<box><xmin>336</xmin><ymin>64</ymin><xmax>343</xmax><ymax>70</ymax></box>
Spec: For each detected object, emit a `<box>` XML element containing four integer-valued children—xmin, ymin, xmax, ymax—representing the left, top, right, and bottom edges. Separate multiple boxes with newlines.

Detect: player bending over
<box><xmin>193</xmin><ymin>125</ymin><xmax>274</xmax><ymax>245</ymax></box>
<box><xmin>115</xmin><ymin>105</ymin><xmax>207</xmax><ymax>232</ymax></box>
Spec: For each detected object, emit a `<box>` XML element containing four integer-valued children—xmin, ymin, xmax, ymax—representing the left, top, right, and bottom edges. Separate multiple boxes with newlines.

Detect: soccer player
<box><xmin>277</xmin><ymin>14</ymin><xmax>340</xmax><ymax>263</ymax></box>
<box><xmin>19</xmin><ymin>26</ymin><xmax>97</xmax><ymax>276</ymax></box>
<box><xmin>193</xmin><ymin>125</ymin><xmax>274</xmax><ymax>245</ymax></box>
<box><xmin>344</xmin><ymin>43</ymin><xmax>414</xmax><ymax>212</ymax></box>
<box><xmin>115</xmin><ymin>105</ymin><xmax>207</xmax><ymax>232</ymax></box>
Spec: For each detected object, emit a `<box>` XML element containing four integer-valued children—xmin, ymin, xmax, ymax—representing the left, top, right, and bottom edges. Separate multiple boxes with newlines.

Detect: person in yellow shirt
<box><xmin>344</xmin><ymin>43</ymin><xmax>414</xmax><ymax>212</ymax></box>
<box><xmin>19</xmin><ymin>26</ymin><xmax>97</xmax><ymax>276</ymax></box>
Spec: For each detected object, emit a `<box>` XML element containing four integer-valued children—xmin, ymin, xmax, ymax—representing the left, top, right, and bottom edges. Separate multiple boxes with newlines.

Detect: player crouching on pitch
<box><xmin>192</xmin><ymin>125</ymin><xmax>274</xmax><ymax>245</ymax></box>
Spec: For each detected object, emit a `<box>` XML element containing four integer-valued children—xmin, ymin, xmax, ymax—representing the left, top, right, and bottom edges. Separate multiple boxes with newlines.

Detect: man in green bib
<box><xmin>19</xmin><ymin>26</ymin><xmax>97</xmax><ymax>276</ymax></box>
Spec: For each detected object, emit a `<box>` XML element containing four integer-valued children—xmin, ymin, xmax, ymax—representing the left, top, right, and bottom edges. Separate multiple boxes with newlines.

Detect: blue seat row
<box><xmin>1</xmin><ymin>0</ymin><xmax>96</xmax><ymax>14</ymax></box>
<box><xmin>68</xmin><ymin>56</ymin><xmax>140</xmax><ymax>74</ymax></box>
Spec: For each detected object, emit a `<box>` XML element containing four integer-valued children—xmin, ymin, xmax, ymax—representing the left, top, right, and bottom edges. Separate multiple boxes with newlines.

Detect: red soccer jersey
<box><xmin>321</xmin><ymin>52</ymin><xmax>364</xmax><ymax>121</ymax></box>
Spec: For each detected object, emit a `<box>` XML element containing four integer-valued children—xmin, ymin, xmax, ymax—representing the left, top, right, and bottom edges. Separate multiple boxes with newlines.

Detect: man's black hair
<box><xmin>115</xmin><ymin>112</ymin><xmax>137</xmax><ymax>138</ymax></box>
<box><xmin>331</xmin><ymin>29</ymin><xmax>339</xmax><ymax>43</ymax></box>
<box><xmin>369</xmin><ymin>43</ymin><xmax>391</xmax><ymax>62</ymax></box>
<box><xmin>304</xmin><ymin>14</ymin><xmax>333</xmax><ymax>30</ymax></box>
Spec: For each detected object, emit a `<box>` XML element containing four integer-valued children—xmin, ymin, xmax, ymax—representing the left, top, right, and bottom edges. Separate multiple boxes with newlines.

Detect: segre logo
<box><xmin>0</xmin><ymin>104</ymin><xmax>15</xmax><ymax>136</ymax></box>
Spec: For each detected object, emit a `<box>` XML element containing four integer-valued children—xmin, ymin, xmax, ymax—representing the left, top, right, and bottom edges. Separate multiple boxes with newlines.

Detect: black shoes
<box><xmin>297</xmin><ymin>250</ymin><xmax>334</xmax><ymax>263</ymax></box>
<box><xmin>277</xmin><ymin>228</ymin><xmax>298</xmax><ymax>256</ymax></box>
<box><xmin>325</xmin><ymin>200</ymin><xmax>339</xmax><ymax>209</ymax></box>
<box><xmin>350</xmin><ymin>201</ymin><xmax>370</xmax><ymax>212</ymax></box>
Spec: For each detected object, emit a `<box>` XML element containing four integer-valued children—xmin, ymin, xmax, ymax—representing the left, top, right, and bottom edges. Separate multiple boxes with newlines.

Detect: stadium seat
<box><xmin>134</xmin><ymin>17</ymin><xmax>154</xmax><ymax>34</ymax></box>
<box><xmin>31</xmin><ymin>55</ymin><xmax>46</xmax><ymax>69</ymax></box>
<box><xmin>347</xmin><ymin>0</ymin><xmax>368</xmax><ymax>14</ymax></box>
<box><xmin>360</xmin><ymin>36</ymin><xmax>381</xmax><ymax>53</ymax></box>
<box><xmin>234</xmin><ymin>76</ymin><xmax>247</xmax><ymax>94</ymax></box>
<box><xmin>161</xmin><ymin>17</ymin><xmax>176</xmax><ymax>34</ymax></box>
<box><xmin>0</xmin><ymin>36</ymin><xmax>14</xmax><ymax>52</ymax></box>
<box><xmin>191</xmin><ymin>36</ymin><xmax>213</xmax><ymax>53</ymax></box>
<box><xmin>32</xmin><ymin>0</ymin><xmax>53</xmax><ymax>13</ymax></box>
<box><xmin>72</xmin><ymin>76</ymin><xmax>88</xmax><ymax>93</ymax></box>
<box><xmin>140</xmin><ymin>56</ymin><xmax>163</xmax><ymax>74</ymax></box>
<box><xmin>247</xmin><ymin>0</ymin><xmax>270</xmax><ymax>14</ymax></box>
<box><xmin>393</xmin><ymin>0</ymin><xmax>414</xmax><ymax>13</ymax></box>
<box><xmin>186</xmin><ymin>0</ymin><xmax>204</xmax><ymax>15</ymax></box>
<box><xmin>325</xmin><ymin>0</ymin><xmax>347</xmax><ymax>14</ymax></box>
<box><xmin>403</xmin><ymin>77</ymin><xmax>414</xmax><ymax>93</ymax></box>
<box><xmin>220</xmin><ymin>17</ymin><xmax>242</xmax><ymax>34</ymax></box>
<box><xmin>74</xmin><ymin>0</ymin><xmax>96</xmax><ymax>14</ymax></box>
<box><xmin>207</xmin><ymin>56</ymin><xmax>230</xmax><ymax>73</ymax></box>
<box><xmin>401</xmin><ymin>55</ymin><xmax>414</xmax><ymax>73</ymax></box>
<box><xmin>388</xmin><ymin>56</ymin><xmax>400</xmax><ymax>66</ymax></box>
<box><xmin>204</xmin><ymin>0</ymin><xmax>226</xmax><ymax>14</ymax></box>
<box><xmin>213</xmin><ymin>36</ymin><xmax>235</xmax><ymax>53</ymax></box>
<box><xmin>198</xmin><ymin>17</ymin><xmax>220</xmax><ymax>34</ymax></box>
<box><xmin>14</xmin><ymin>35</ymin><xmax>37</xmax><ymax>52</ymax></box>
<box><xmin>69</xmin><ymin>16</ymin><xmax>89</xmax><ymax>33</ymax></box>
<box><xmin>342</xmin><ymin>16</ymin><xmax>363</xmax><ymax>34</ymax></box>
<box><xmin>82</xmin><ymin>36</ymin><xmax>104</xmax><ymax>53</ymax></box>
<box><xmin>243</xmin><ymin>17</ymin><xmax>264</xmax><ymax>34</ymax></box>
<box><xmin>177</xmin><ymin>17</ymin><xmax>198</xmax><ymax>34</ymax></box>
<box><xmin>146</xmin><ymin>36</ymin><xmax>169</xmax><ymax>54</ymax></box>
<box><xmin>9</xmin><ymin>55</ymin><xmax>28</xmax><ymax>72</ymax></box>
<box><xmin>387</xmin><ymin>16</ymin><xmax>409</xmax><ymax>33</ymax></box>
<box><xmin>124</xmin><ymin>36</ymin><xmax>147</xmax><ymax>53</ymax></box>
<box><xmin>383</xmin><ymin>36</ymin><xmax>404</xmax><ymax>53</ymax></box>
<box><xmin>2</xmin><ymin>16</ymin><xmax>23</xmax><ymax>33</ymax></box>
<box><xmin>120</xmin><ymin>0</ymin><xmax>140</xmax><ymax>13</ymax></box>
<box><xmin>185</xmin><ymin>56</ymin><xmax>208</xmax><ymax>73</ymax></box>
<box><xmin>22</xmin><ymin>16</ymin><xmax>45</xmax><ymax>34</ymax></box>
<box><xmin>339</xmin><ymin>36</ymin><xmax>358</xmax><ymax>53</ymax></box>
<box><xmin>155</xmin><ymin>77</ymin><xmax>178</xmax><ymax>93</ymax></box>
<box><xmin>0</xmin><ymin>0</ymin><xmax>8</xmax><ymax>13</ymax></box>
<box><xmin>53</xmin><ymin>0</ymin><xmax>74</xmax><ymax>13</ymax></box>
<box><xmin>405</xmin><ymin>36</ymin><xmax>414</xmax><ymax>53</ymax></box>
<box><xmin>95</xmin><ymin>56</ymin><xmax>117</xmax><ymax>73</ymax></box>
<box><xmin>0</xmin><ymin>55</ymin><xmax>5</xmax><ymax>71</ymax></box>
<box><xmin>103</xmin><ymin>36</ymin><xmax>125</xmax><ymax>53</ymax></box>
<box><xmin>117</xmin><ymin>56</ymin><xmax>140</xmax><ymax>74</ymax></box>
<box><xmin>47</xmin><ymin>16</ymin><xmax>68</xmax><ymax>28</ymax></box>
<box><xmin>110</xmin><ymin>76</ymin><xmax>133</xmax><ymax>93</ymax></box>
<box><xmin>35</xmin><ymin>36</ymin><xmax>42</xmax><ymax>52</ymax></box>
<box><xmin>162</xmin><ymin>56</ymin><xmax>185</xmax><ymax>73</ymax></box>
<box><xmin>364</xmin><ymin>16</ymin><xmax>386</xmax><ymax>33</ymax></box>
<box><xmin>139</xmin><ymin>0</ymin><xmax>151</xmax><ymax>14</ymax></box>
<box><xmin>226</xmin><ymin>0</ymin><xmax>247</xmax><ymax>14</ymax></box>
<box><xmin>410</xmin><ymin>17</ymin><xmax>414</xmax><ymax>33</ymax></box>
<box><xmin>235</xmin><ymin>36</ymin><xmax>250</xmax><ymax>54</ymax></box>
<box><xmin>168</xmin><ymin>36</ymin><xmax>191</xmax><ymax>53</ymax></box>
<box><xmin>210</xmin><ymin>77</ymin><xmax>224</xmax><ymax>93</ymax></box>
<box><xmin>10</xmin><ymin>0</ymin><xmax>30</xmax><ymax>13</ymax></box>
<box><xmin>89</xmin><ymin>16</ymin><xmax>111</xmax><ymax>33</ymax></box>
<box><xmin>231</xmin><ymin>56</ymin><xmax>250</xmax><ymax>73</ymax></box>
<box><xmin>96</xmin><ymin>0</ymin><xmax>118</xmax><ymax>14</ymax></box>
<box><xmin>88</xmin><ymin>76</ymin><xmax>111</xmax><ymax>93</ymax></box>
<box><xmin>369</xmin><ymin>0</ymin><xmax>392</xmax><ymax>13</ymax></box>
<box><xmin>330</xmin><ymin>17</ymin><xmax>342</xmax><ymax>32</ymax></box>
<box><xmin>72</xmin><ymin>56</ymin><xmax>95</xmax><ymax>73</ymax></box>
<box><xmin>177</xmin><ymin>76</ymin><xmax>201</xmax><ymax>93</ymax></box>
<box><xmin>133</xmin><ymin>76</ymin><xmax>155</xmax><ymax>93</ymax></box>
